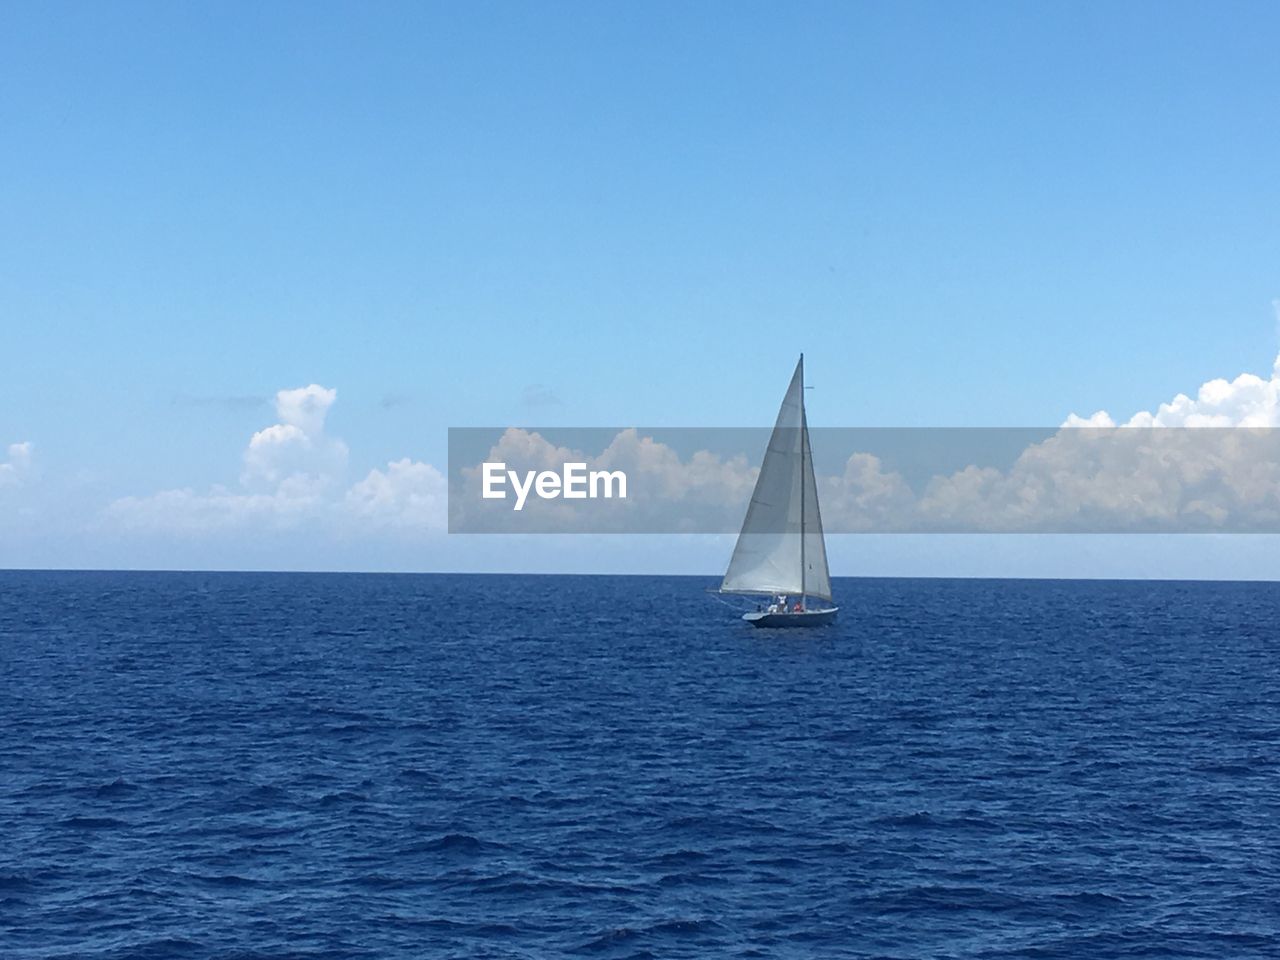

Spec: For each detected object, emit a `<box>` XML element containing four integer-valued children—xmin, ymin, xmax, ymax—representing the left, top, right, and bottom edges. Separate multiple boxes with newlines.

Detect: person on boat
<box><xmin>793</xmin><ymin>600</ymin><xmax>804</xmax><ymax>613</ymax></box>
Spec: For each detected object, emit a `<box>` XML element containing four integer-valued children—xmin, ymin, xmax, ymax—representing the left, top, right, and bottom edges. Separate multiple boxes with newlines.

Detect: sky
<box><xmin>4</xmin><ymin>1</ymin><xmax>1280</xmax><ymax>576</ymax></box>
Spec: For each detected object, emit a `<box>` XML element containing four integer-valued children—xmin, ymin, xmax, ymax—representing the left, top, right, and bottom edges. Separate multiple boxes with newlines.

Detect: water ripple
<box><xmin>1</xmin><ymin>571</ymin><xmax>1278</xmax><ymax>957</ymax></box>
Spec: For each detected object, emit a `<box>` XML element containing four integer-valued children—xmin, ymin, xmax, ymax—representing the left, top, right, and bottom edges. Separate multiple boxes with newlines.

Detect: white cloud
<box><xmin>1062</xmin><ymin>411</ymin><xmax>1116</xmax><ymax>428</ymax></box>
<box><xmin>1065</xmin><ymin>353</ymin><xmax>1280</xmax><ymax>428</ymax></box>
<box><xmin>819</xmin><ymin>453</ymin><xmax>916</xmax><ymax>531</ymax></box>
<box><xmin>345</xmin><ymin>459</ymin><xmax>447</xmax><ymax>531</ymax></box>
<box><xmin>241</xmin><ymin>385</ymin><xmax>348</xmax><ymax>489</ymax></box>
<box><xmin>276</xmin><ymin>384</ymin><xmax>337</xmax><ymax>436</ymax></box>
<box><xmin>100</xmin><ymin>346</ymin><xmax>1280</xmax><ymax>541</ymax></box>
<box><xmin>897</xmin><ymin>352</ymin><xmax>1280</xmax><ymax>531</ymax></box>
<box><xmin>0</xmin><ymin>442</ymin><xmax>33</xmax><ymax>487</ymax></box>
<box><xmin>457</xmin><ymin>349</ymin><xmax>1280</xmax><ymax>533</ymax></box>
<box><xmin>106</xmin><ymin>385</ymin><xmax>445</xmax><ymax>535</ymax></box>
<box><xmin>593</xmin><ymin>428</ymin><xmax>756</xmax><ymax>506</ymax></box>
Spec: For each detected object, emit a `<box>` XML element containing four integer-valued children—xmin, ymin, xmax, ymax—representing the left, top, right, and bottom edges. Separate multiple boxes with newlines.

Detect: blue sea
<box><xmin>2</xmin><ymin>572</ymin><xmax>1278</xmax><ymax>958</ymax></box>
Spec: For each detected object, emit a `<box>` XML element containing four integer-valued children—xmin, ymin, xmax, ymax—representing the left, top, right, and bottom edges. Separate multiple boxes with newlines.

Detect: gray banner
<box><xmin>448</xmin><ymin>427</ymin><xmax>1280</xmax><ymax>533</ymax></box>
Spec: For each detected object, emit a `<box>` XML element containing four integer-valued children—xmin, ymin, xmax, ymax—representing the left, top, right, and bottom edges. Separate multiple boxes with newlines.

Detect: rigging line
<box><xmin>706</xmin><ymin>590</ymin><xmax>755</xmax><ymax>611</ymax></box>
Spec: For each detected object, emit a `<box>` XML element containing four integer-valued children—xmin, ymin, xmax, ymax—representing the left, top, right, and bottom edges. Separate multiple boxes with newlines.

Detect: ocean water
<box><xmin>1</xmin><ymin>572</ymin><xmax>1278</xmax><ymax>959</ymax></box>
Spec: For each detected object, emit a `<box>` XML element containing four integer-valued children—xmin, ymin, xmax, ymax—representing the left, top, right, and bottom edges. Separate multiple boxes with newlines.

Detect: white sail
<box><xmin>799</xmin><ymin>404</ymin><xmax>832</xmax><ymax>601</ymax></box>
<box><xmin>721</xmin><ymin>356</ymin><xmax>833</xmax><ymax>602</ymax></box>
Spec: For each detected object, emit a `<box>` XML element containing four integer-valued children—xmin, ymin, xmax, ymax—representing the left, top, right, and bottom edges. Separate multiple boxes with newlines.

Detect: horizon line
<box><xmin>2</xmin><ymin>567</ymin><xmax>1278</xmax><ymax>586</ymax></box>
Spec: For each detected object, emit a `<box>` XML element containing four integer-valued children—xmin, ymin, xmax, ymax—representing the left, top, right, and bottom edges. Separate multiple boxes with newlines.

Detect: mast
<box><xmin>799</xmin><ymin>353</ymin><xmax>806</xmax><ymax>602</ymax></box>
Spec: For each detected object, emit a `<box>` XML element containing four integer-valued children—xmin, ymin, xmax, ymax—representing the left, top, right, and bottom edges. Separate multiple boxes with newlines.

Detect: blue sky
<box><xmin>3</xmin><ymin>2</ymin><xmax>1280</xmax><ymax>574</ymax></box>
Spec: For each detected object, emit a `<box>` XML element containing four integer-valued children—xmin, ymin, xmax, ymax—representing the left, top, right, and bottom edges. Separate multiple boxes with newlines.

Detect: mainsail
<box><xmin>721</xmin><ymin>355</ymin><xmax>833</xmax><ymax>602</ymax></box>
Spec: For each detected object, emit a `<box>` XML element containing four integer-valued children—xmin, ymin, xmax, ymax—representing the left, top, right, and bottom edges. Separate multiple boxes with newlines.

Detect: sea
<box><xmin>1</xmin><ymin>571</ymin><xmax>1278</xmax><ymax>959</ymax></box>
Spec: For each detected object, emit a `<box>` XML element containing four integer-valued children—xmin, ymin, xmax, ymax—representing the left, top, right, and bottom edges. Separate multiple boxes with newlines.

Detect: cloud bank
<box><xmin>868</xmin><ymin>348</ymin><xmax>1280</xmax><ymax>530</ymax></box>
<box><xmin>107</xmin><ymin>386</ymin><xmax>445</xmax><ymax>535</ymax></box>
<box><xmin>1064</xmin><ymin>354</ymin><xmax>1280</xmax><ymax>428</ymax></box>
<box><xmin>97</xmin><ymin>347</ymin><xmax>1280</xmax><ymax>542</ymax></box>
<box><xmin>452</xmin><ymin>353</ymin><xmax>1280</xmax><ymax>534</ymax></box>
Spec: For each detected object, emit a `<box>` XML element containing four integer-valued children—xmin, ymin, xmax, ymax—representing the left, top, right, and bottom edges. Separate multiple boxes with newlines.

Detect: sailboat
<box><xmin>720</xmin><ymin>354</ymin><xmax>838</xmax><ymax>627</ymax></box>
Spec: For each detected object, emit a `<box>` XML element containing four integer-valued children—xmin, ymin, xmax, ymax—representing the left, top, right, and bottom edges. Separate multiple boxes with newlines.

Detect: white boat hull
<box><xmin>742</xmin><ymin>606</ymin><xmax>838</xmax><ymax>628</ymax></box>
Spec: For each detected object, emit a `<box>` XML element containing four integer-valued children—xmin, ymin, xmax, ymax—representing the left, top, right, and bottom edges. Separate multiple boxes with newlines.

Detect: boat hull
<box><xmin>742</xmin><ymin>607</ymin><xmax>838</xmax><ymax>628</ymax></box>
